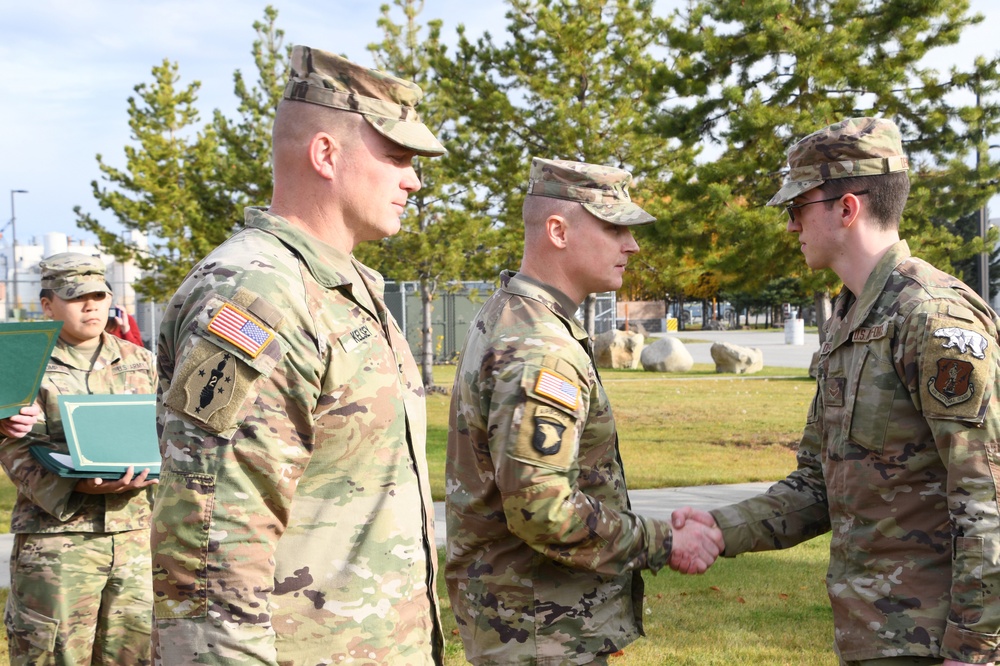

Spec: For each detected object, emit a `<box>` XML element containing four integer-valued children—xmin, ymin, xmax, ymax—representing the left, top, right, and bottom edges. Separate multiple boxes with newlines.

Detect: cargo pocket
<box><xmin>151</xmin><ymin>472</ymin><xmax>216</xmax><ymax>619</ymax></box>
<box><xmin>5</xmin><ymin>592</ymin><xmax>58</xmax><ymax>657</ymax></box>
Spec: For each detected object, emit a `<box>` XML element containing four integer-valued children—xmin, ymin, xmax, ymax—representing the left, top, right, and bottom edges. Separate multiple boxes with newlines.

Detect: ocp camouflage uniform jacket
<box><xmin>0</xmin><ymin>333</ymin><xmax>155</xmax><ymax>534</ymax></box>
<box><xmin>711</xmin><ymin>241</ymin><xmax>1000</xmax><ymax>663</ymax></box>
<box><xmin>152</xmin><ymin>208</ymin><xmax>443</xmax><ymax>666</ymax></box>
<box><xmin>446</xmin><ymin>271</ymin><xmax>673</xmax><ymax>666</ymax></box>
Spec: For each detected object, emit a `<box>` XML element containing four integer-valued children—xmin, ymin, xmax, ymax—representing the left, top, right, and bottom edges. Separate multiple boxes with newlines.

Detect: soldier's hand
<box><xmin>669</xmin><ymin>509</ymin><xmax>724</xmax><ymax>574</ymax></box>
<box><xmin>671</xmin><ymin>506</ymin><xmax>718</xmax><ymax>530</ymax></box>
<box><xmin>74</xmin><ymin>466</ymin><xmax>158</xmax><ymax>494</ymax></box>
<box><xmin>0</xmin><ymin>404</ymin><xmax>41</xmax><ymax>439</ymax></box>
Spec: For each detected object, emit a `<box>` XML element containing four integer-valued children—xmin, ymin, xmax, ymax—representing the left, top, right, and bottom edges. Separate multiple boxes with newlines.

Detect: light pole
<box><xmin>976</xmin><ymin>144</ymin><xmax>999</xmax><ymax>302</ymax></box>
<box><xmin>0</xmin><ymin>253</ymin><xmax>7</xmax><ymax>321</ymax></box>
<box><xmin>9</xmin><ymin>189</ymin><xmax>27</xmax><ymax>319</ymax></box>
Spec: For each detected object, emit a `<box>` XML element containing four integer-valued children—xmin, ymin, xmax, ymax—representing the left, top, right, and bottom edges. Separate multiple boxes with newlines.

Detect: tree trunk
<box><xmin>813</xmin><ymin>289</ymin><xmax>832</xmax><ymax>343</ymax></box>
<box><xmin>584</xmin><ymin>294</ymin><xmax>597</xmax><ymax>338</ymax></box>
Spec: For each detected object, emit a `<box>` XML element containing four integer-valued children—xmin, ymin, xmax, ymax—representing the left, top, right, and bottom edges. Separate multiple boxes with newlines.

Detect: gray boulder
<box><xmin>640</xmin><ymin>337</ymin><xmax>694</xmax><ymax>373</ymax></box>
<box><xmin>594</xmin><ymin>329</ymin><xmax>644</xmax><ymax>369</ymax></box>
<box><xmin>710</xmin><ymin>341</ymin><xmax>764</xmax><ymax>374</ymax></box>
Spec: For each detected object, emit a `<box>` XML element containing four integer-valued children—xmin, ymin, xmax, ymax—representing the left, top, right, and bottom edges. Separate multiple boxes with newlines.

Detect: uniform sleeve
<box><xmin>151</xmin><ymin>295</ymin><xmax>312</xmax><ymax>666</ymax></box>
<box><xmin>487</xmin><ymin>355</ymin><xmax>674</xmax><ymax>575</ymax></box>
<box><xmin>710</xmin><ymin>385</ymin><xmax>831</xmax><ymax>556</ymax></box>
<box><xmin>0</xmin><ymin>399</ymin><xmax>85</xmax><ymax>521</ymax></box>
<box><xmin>900</xmin><ymin>304</ymin><xmax>1000</xmax><ymax>661</ymax></box>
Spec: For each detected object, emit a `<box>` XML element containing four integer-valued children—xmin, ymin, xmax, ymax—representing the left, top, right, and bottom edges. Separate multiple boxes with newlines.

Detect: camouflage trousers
<box><xmin>5</xmin><ymin>530</ymin><xmax>152</xmax><ymax>666</ymax></box>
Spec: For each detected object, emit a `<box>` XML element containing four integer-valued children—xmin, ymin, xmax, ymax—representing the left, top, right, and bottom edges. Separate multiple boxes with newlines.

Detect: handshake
<box><xmin>667</xmin><ymin>507</ymin><xmax>724</xmax><ymax>575</ymax></box>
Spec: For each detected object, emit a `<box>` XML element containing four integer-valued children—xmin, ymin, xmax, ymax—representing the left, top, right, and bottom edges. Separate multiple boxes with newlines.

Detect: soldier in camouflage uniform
<box><xmin>151</xmin><ymin>46</ymin><xmax>446</xmax><ymax>665</ymax></box>
<box><xmin>674</xmin><ymin>117</ymin><xmax>1000</xmax><ymax>666</ymax></box>
<box><xmin>0</xmin><ymin>252</ymin><xmax>158</xmax><ymax>665</ymax></box>
<box><xmin>446</xmin><ymin>158</ymin><xmax>725</xmax><ymax>665</ymax></box>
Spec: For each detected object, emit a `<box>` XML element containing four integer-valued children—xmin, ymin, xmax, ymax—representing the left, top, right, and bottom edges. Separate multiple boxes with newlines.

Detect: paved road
<box><xmin>657</xmin><ymin>327</ymin><xmax>820</xmax><ymax>371</ymax></box>
<box><xmin>433</xmin><ymin>481</ymin><xmax>774</xmax><ymax>547</ymax></box>
<box><xmin>0</xmin><ymin>330</ymin><xmax>806</xmax><ymax>588</ymax></box>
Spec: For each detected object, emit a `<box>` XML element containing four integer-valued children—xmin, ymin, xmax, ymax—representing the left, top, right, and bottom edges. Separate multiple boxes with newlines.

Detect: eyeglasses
<box><xmin>784</xmin><ymin>190</ymin><xmax>869</xmax><ymax>222</ymax></box>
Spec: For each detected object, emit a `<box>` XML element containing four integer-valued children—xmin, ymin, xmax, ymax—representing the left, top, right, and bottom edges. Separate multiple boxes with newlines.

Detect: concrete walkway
<box><xmin>657</xmin><ymin>327</ymin><xmax>820</xmax><ymax>371</ymax></box>
<box><xmin>432</xmin><ymin>481</ymin><xmax>774</xmax><ymax>547</ymax></box>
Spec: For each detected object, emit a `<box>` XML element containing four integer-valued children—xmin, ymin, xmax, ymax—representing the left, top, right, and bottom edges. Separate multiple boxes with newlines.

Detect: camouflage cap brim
<box><xmin>582</xmin><ymin>201</ymin><xmax>656</xmax><ymax>226</ymax></box>
<box><xmin>283</xmin><ymin>46</ymin><xmax>445</xmax><ymax>157</ymax></box>
<box><xmin>527</xmin><ymin>157</ymin><xmax>655</xmax><ymax>225</ymax></box>
<box><xmin>50</xmin><ymin>279</ymin><xmax>112</xmax><ymax>300</ymax></box>
<box><xmin>766</xmin><ymin>179</ymin><xmax>824</xmax><ymax>207</ymax></box>
<box><xmin>769</xmin><ymin>117</ymin><xmax>909</xmax><ymax>207</ymax></box>
<box><xmin>364</xmin><ymin>114</ymin><xmax>446</xmax><ymax>157</ymax></box>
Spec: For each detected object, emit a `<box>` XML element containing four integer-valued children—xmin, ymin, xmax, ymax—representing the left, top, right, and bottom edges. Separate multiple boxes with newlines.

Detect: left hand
<box><xmin>74</xmin><ymin>466</ymin><xmax>158</xmax><ymax>494</ymax></box>
<box><xmin>0</xmin><ymin>404</ymin><xmax>41</xmax><ymax>439</ymax></box>
<box><xmin>943</xmin><ymin>661</ymin><xmax>994</xmax><ymax>666</ymax></box>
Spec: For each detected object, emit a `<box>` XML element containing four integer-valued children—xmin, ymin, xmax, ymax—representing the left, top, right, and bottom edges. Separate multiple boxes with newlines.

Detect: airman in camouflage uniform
<box><xmin>679</xmin><ymin>118</ymin><xmax>1000</xmax><ymax>665</ymax></box>
<box><xmin>0</xmin><ymin>252</ymin><xmax>157</xmax><ymax>665</ymax></box>
<box><xmin>151</xmin><ymin>45</ymin><xmax>446</xmax><ymax>665</ymax></box>
<box><xmin>446</xmin><ymin>158</ymin><xmax>725</xmax><ymax>665</ymax></box>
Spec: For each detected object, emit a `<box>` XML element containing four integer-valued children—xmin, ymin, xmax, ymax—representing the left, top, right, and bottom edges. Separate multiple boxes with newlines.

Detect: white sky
<box><xmin>1</xmin><ymin>0</ymin><xmax>998</xmax><ymax>246</ymax></box>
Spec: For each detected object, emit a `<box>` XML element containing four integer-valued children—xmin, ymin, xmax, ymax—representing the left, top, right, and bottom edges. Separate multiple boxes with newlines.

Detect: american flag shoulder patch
<box><xmin>207</xmin><ymin>304</ymin><xmax>274</xmax><ymax>358</ymax></box>
<box><xmin>534</xmin><ymin>368</ymin><xmax>581</xmax><ymax>410</ymax></box>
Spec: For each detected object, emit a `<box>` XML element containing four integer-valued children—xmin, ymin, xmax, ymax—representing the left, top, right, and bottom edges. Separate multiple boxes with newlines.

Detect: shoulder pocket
<box><xmin>162</xmin><ymin>296</ymin><xmax>282</xmax><ymax>435</ymax></box>
<box><xmin>918</xmin><ymin>314</ymin><xmax>994</xmax><ymax>423</ymax></box>
<box><xmin>508</xmin><ymin>362</ymin><xmax>584</xmax><ymax>472</ymax></box>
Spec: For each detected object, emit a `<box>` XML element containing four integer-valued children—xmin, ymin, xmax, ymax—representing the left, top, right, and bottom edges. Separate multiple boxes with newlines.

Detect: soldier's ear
<box><xmin>308</xmin><ymin>132</ymin><xmax>340</xmax><ymax>180</ymax></box>
<box><xmin>840</xmin><ymin>192</ymin><xmax>863</xmax><ymax>229</ymax></box>
<box><xmin>545</xmin><ymin>214</ymin><xmax>569</xmax><ymax>249</ymax></box>
<box><xmin>40</xmin><ymin>296</ymin><xmax>55</xmax><ymax>318</ymax></box>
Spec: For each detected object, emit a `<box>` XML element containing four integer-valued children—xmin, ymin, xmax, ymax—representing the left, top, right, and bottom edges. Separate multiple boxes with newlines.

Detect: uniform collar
<box><xmin>824</xmin><ymin>240</ymin><xmax>910</xmax><ymax>353</ymax></box>
<box><xmin>243</xmin><ymin>207</ymin><xmax>385</xmax><ymax>300</ymax></box>
<box><xmin>500</xmin><ymin>270</ymin><xmax>588</xmax><ymax>342</ymax></box>
<box><xmin>849</xmin><ymin>239</ymin><xmax>911</xmax><ymax>329</ymax></box>
<box><xmin>51</xmin><ymin>332</ymin><xmax>122</xmax><ymax>371</ymax></box>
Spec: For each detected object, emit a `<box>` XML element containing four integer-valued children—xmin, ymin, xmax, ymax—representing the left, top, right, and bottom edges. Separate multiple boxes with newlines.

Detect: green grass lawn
<box><xmin>439</xmin><ymin>535</ymin><xmax>836</xmax><ymax>666</ymax></box>
<box><xmin>0</xmin><ymin>362</ymin><xmax>828</xmax><ymax>665</ymax></box>
<box><xmin>427</xmin><ymin>363</ymin><xmax>814</xmax><ymax>499</ymax></box>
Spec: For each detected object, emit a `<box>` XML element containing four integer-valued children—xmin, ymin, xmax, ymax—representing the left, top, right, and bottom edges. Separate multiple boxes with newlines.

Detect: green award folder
<box><xmin>0</xmin><ymin>321</ymin><xmax>63</xmax><ymax>419</ymax></box>
<box><xmin>38</xmin><ymin>394</ymin><xmax>161</xmax><ymax>479</ymax></box>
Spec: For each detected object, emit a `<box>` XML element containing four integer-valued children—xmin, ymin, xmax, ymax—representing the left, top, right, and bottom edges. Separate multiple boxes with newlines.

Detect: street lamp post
<box><xmin>9</xmin><ymin>189</ymin><xmax>28</xmax><ymax>319</ymax></box>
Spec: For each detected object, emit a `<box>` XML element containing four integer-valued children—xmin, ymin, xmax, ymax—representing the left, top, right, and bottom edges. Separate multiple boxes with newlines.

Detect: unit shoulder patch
<box><xmin>927</xmin><ymin>358</ymin><xmax>975</xmax><ymax>407</ymax></box>
<box><xmin>511</xmin><ymin>402</ymin><xmax>578</xmax><ymax>472</ymax></box>
<box><xmin>163</xmin><ymin>338</ymin><xmax>265</xmax><ymax>434</ymax></box>
<box><xmin>932</xmin><ymin>326</ymin><xmax>989</xmax><ymax>360</ymax></box>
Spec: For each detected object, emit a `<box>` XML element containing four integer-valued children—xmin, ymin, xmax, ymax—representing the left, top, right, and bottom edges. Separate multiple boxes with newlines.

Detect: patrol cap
<box><xmin>39</xmin><ymin>252</ymin><xmax>111</xmax><ymax>300</ymax></box>
<box><xmin>527</xmin><ymin>157</ymin><xmax>655</xmax><ymax>226</ymax></box>
<box><xmin>767</xmin><ymin>117</ymin><xmax>909</xmax><ymax>206</ymax></box>
<box><xmin>283</xmin><ymin>45</ymin><xmax>445</xmax><ymax>157</ymax></box>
